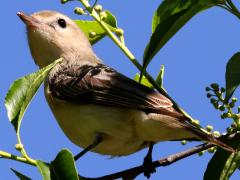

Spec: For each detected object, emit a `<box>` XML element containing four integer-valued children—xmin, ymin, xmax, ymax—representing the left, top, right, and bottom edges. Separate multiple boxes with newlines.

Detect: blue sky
<box><xmin>1</xmin><ymin>0</ymin><xmax>240</xmax><ymax>179</ymax></box>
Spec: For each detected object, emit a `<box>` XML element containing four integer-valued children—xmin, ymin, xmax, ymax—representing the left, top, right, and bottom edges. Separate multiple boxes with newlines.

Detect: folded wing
<box><xmin>48</xmin><ymin>63</ymin><xmax>184</xmax><ymax>119</ymax></box>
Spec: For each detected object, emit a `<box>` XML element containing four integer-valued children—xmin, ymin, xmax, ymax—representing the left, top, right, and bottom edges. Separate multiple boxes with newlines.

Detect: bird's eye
<box><xmin>58</xmin><ymin>19</ymin><xmax>66</xmax><ymax>28</ymax></box>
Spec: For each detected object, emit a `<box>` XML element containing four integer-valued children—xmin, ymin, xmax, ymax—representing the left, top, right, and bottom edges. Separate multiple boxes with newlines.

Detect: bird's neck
<box><xmin>61</xmin><ymin>46</ymin><xmax>101</xmax><ymax>65</ymax></box>
<box><xmin>29</xmin><ymin>37</ymin><xmax>100</xmax><ymax>68</ymax></box>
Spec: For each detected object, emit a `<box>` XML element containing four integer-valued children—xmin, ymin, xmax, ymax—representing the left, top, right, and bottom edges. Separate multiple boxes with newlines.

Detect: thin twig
<box><xmin>0</xmin><ymin>151</ymin><xmax>36</xmax><ymax>166</ymax></box>
<box><xmin>81</xmin><ymin>143</ymin><xmax>214</xmax><ymax>180</ymax></box>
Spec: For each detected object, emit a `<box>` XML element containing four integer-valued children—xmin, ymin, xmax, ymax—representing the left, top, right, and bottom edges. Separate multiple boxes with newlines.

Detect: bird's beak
<box><xmin>17</xmin><ymin>12</ymin><xmax>39</xmax><ymax>27</ymax></box>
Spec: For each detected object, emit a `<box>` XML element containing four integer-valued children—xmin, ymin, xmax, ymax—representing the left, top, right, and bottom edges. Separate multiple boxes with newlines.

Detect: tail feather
<box><xmin>183</xmin><ymin>122</ymin><xmax>235</xmax><ymax>153</ymax></box>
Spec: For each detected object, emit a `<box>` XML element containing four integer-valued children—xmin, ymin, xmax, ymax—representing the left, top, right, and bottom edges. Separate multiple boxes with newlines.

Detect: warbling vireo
<box><xmin>17</xmin><ymin>10</ymin><xmax>234</xmax><ymax>176</ymax></box>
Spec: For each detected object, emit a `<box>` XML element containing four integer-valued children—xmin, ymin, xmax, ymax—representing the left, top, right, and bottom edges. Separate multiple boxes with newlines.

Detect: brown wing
<box><xmin>47</xmin><ymin>62</ymin><xmax>184</xmax><ymax>119</ymax></box>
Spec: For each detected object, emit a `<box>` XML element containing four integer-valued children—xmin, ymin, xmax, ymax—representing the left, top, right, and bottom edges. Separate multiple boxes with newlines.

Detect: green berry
<box><xmin>213</xmin><ymin>131</ymin><xmax>220</xmax><ymax>137</ymax></box>
<box><xmin>15</xmin><ymin>144</ymin><xmax>23</xmax><ymax>151</ymax></box>
<box><xmin>192</xmin><ymin>120</ymin><xmax>200</xmax><ymax>126</ymax></box>
<box><xmin>89</xmin><ymin>31</ymin><xmax>97</xmax><ymax>38</ymax></box>
<box><xmin>206</xmin><ymin>125</ymin><xmax>213</xmax><ymax>132</ymax></box>
<box><xmin>198</xmin><ymin>151</ymin><xmax>205</xmax><ymax>156</ymax></box>
<box><xmin>74</xmin><ymin>7</ymin><xmax>85</xmax><ymax>15</ymax></box>
<box><xmin>221</xmin><ymin>87</ymin><xmax>225</xmax><ymax>92</ymax></box>
<box><xmin>226</xmin><ymin>112</ymin><xmax>232</xmax><ymax>118</ymax></box>
<box><xmin>181</xmin><ymin>140</ymin><xmax>187</xmax><ymax>145</ymax></box>
<box><xmin>210</xmin><ymin>83</ymin><xmax>219</xmax><ymax>91</ymax></box>
<box><xmin>207</xmin><ymin>93</ymin><xmax>212</xmax><ymax>98</ymax></box>
<box><xmin>221</xmin><ymin>113</ymin><xmax>228</xmax><ymax>119</ymax></box>
<box><xmin>238</xmin><ymin>106</ymin><xmax>240</xmax><ymax>113</ymax></box>
<box><xmin>61</xmin><ymin>0</ymin><xmax>68</xmax><ymax>4</ymax></box>
<box><xmin>208</xmin><ymin>147</ymin><xmax>216</xmax><ymax>153</ymax></box>
<box><xmin>219</xmin><ymin>105</ymin><xmax>225</xmax><ymax>111</ymax></box>
<box><xmin>94</xmin><ymin>5</ymin><xmax>103</xmax><ymax>12</ymax></box>
<box><xmin>232</xmin><ymin>97</ymin><xmax>237</xmax><ymax>102</ymax></box>
<box><xmin>115</xmin><ymin>28</ymin><xmax>124</xmax><ymax>36</ymax></box>
<box><xmin>205</xmin><ymin>87</ymin><xmax>211</xmax><ymax>91</ymax></box>
<box><xmin>100</xmin><ymin>11</ymin><xmax>107</xmax><ymax>20</ymax></box>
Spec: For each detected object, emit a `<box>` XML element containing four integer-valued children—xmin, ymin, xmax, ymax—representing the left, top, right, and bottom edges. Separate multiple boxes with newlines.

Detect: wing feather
<box><xmin>48</xmin><ymin>63</ymin><xmax>184</xmax><ymax>119</ymax></box>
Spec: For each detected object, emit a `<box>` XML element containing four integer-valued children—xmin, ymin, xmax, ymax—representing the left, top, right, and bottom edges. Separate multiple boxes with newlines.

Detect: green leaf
<box><xmin>75</xmin><ymin>19</ymin><xmax>116</xmax><ymax>45</ymax></box>
<box><xmin>134</xmin><ymin>73</ymin><xmax>153</xmax><ymax>88</ymax></box>
<box><xmin>36</xmin><ymin>149</ymin><xmax>80</xmax><ymax>180</ymax></box>
<box><xmin>5</xmin><ymin>59</ymin><xmax>61</xmax><ymax>133</ymax></box>
<box><xmin>155</xmin><ymin>65</ymin><xmax>165</xmax><ymax>88</ymax></box>
<box><xmin>225</xmin><ymin>52</ymin><xmax>240</xmax><ymax>102</ymax></box>
<box><xmin>36</xmin><ymin>161</ymin><xmax>51</xmax><ymax>180</ymax></box>
<box><xmin>50</xmin><ymin>149</ymin><xmax>79</xmax><ymax>180</ymax></box>
<box><xmin>11</xmin><ymin>168</ymin><xmax>32</xmax><ymax>180</ymax></box>
<box><xmin>204</xmin><ymin>142</ymin><xmax>240</xmax><ymax>180</ymax></box>
<box><xmin>220</xmin><ymin>152</ymin><xmax>240</xmax><ymax>180</ymax></box>
<box><xmin>204</xmin><ymin>148</ymin><xmax>232</xmax><ymax>180</ymax></box>
<box><xmin>142</xmin><ymin>0</ymin><xmax>219</xmax><ymax>76</ymax></box>
<box><xmin>135</xmin><ymin>66</ymin><xmax>165</xmax><ymax>89</ymax></box>
<box><xmin>104</xmin><ymin>10</ymin><xmax>118</xmax><ymax>28</ymax></box>
<box><xmin>75</xmin><ymin>20</ymin><xmax>106</xmax><ymax>45</ymax></box>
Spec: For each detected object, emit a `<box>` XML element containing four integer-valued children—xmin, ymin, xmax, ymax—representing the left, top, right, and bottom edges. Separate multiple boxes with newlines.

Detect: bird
<box><xmin>17</xmin><ymin>10</ymin><xmax>234</xmax><ymax>177</ymax></box>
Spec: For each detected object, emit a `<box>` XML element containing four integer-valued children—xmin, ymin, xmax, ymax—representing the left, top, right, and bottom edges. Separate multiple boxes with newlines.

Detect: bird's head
<box><xmin>17</xmin><ymin>11</ymin><xmax>94</xmax><ymax>68</ymax></box>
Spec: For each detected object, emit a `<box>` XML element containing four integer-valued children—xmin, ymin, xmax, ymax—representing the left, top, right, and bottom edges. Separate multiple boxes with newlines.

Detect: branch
<box><xmin>82</xmin><ymin>143</ymin><xmax>213</xmax><ymax>180</ymax></box>
<box><xmin>0</xmin><ymin>150</ymin><xmax>36</xmax><ymax>166</ymax></box>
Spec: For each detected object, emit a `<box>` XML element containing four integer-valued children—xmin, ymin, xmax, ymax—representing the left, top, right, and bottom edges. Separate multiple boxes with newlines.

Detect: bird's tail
<box><xmin>156</xmin><ymin>107</ymin><xmax>235</xmax><ymax>152</ymax></box>
<box><xmin>183</xmin><ymin>122</ymin><xmax>235</xmax><ymax>153</ymax></box>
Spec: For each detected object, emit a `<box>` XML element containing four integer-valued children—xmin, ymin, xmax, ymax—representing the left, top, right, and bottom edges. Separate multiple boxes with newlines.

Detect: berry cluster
<box><xmin>206</xmin><ymin>83</ymin><xmax>240</xmax><ymax>132</ymax></box>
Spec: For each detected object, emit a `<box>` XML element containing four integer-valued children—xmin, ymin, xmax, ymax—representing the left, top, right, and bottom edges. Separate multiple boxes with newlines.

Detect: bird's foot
<box><xmin>142</xmin><ymin>153</ymin><xmax>156</xmax><ymax>178</ymax></box>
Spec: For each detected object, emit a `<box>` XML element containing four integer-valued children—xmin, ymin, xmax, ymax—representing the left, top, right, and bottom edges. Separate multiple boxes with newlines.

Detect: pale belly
<box><xmin>45</xmin><ymin>88</ymin><xmax>196</xmax><ymax>156</ymax></box>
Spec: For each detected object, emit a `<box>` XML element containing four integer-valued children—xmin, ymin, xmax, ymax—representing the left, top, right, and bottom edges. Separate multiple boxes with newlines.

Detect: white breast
<box><xmin>45</xmin><ymin>85</ymin><xmax>148</xmax><ymax>155</ymax></box>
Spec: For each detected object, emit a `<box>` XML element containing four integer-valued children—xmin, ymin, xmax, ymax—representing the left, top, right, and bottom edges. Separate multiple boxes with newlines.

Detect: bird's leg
<box><xmin>74</xmin><ymin>134</ymin><xmax>103</xmax><ymax>161</ymax></box>
<box><xmin>142</xmin><ymin>142</ymin><xmax>156</xmax><ymax>178</ymax></box>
